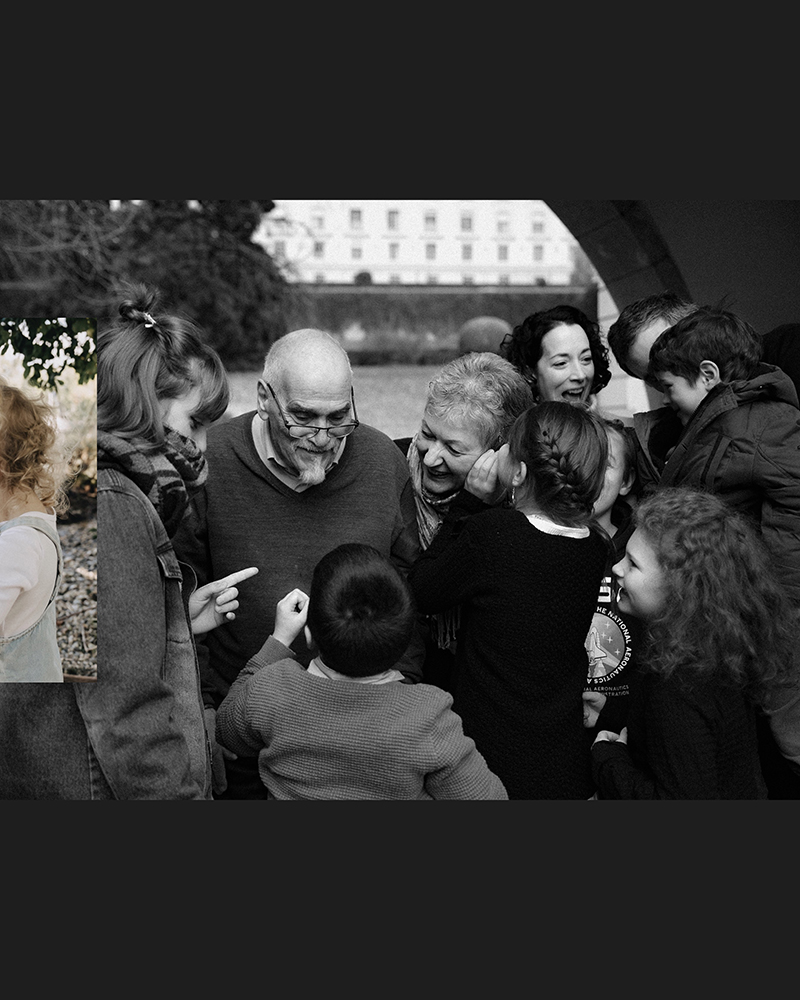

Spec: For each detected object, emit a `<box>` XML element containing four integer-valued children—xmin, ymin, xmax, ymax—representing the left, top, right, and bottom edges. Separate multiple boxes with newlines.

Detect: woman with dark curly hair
<box><xmin>500</xmin><ymin>304</ymin><xmax>611</xmax><ymax>407</ymax></box>
<box><xmin>591</xmin><ymin>487</ymin><xmax>800</xmax><ymax>799</ymax></box>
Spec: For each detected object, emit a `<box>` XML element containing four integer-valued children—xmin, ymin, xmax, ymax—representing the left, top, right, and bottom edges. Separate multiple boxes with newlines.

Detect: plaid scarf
<box><xmin>406</xmin><ymin>434</ymin><xmax>461</xmax><ymax>650</ymax></box>
<box><xmin>97</xmin><ymin>428</ymin><xmax>208</xmax><ymax>538</ymax></box>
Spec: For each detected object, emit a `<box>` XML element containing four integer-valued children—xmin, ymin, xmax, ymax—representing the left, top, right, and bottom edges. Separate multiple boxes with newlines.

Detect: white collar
<box><xmin>523</xmin><ymin>511</ymin><xmax>589</xmax><ymax>538</ymax></box>
<box><xmin>307</xmin><ymin>656</ymin><xmax>403</xmax><ymax>685</ymax></box>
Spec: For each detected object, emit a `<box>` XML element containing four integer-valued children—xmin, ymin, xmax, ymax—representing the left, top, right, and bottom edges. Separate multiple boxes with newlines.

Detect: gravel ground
<box><xmin>57</xmin><ymin>517</ymin><xmax>97</xmax><ymax>680</ymax></box>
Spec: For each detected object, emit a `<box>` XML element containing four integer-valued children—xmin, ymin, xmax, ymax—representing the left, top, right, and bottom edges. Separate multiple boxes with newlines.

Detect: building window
<box><xmin>387</xmin><ymin>209</ymin><xmax>399</xmax><ymax>230</ymax></box>
<box><xmin>315</xmin><ymin>273</ymin><xmax>325</xmax><ymax>283</ymax></box>
<box><xmin>352</xmin><ymin>245</ymin><xmax>363</xmax><ymax>260</ymax></box>
<box><xmin>389</xmin><ymin>274</ymin><xmax>401</xmax><ymax>284</ymax></box>
<box><xmin>350</xmin><ymin>209</ymin><xmax>362</xmax><ymax>229</ymax></box>
<box><xmin>273</xmin><ymin>240</ymin><xmax>286</xmax><ymax>257</ymax></box>
<box><xmin>533</xmin><ymin>220</ymin><xmax>544</xmax><ymax>233</ymax></box>
<box><xmin>426</xmin><ymin>274</ymin><xmax>438</xmax><ymax>284</ymax></box>
<box><xmin>462</xmin><ymin>243</ymin><xmax>472</xmax><ymax>261</ymax></box>
<box><xmin>312</xmin><ymin>215</ymin><xmax>324</xmax><ymax>230</ymax></box>
<box><xmin>498</xmin><ymin>274</ymin><xmax>510</xmax><ymax>285</ymax></box>
<box><xmin>424</xmin><ymin>212</ymin><xmax>436</xmax><ymax>232</ymax></box>
<box><xmin>533</xmin><ymin>245</ymin><xmax>544</xmax><ymax>261</ymax></box>
<box><xmin>461</xmin><ymin>214</ymin><xmax>473</xmax><ymax>232</ymax></box>
<box><xmin>389</xmin><ymin>242</ymin><xmax>399</xmax><ymax>260</ymax></box>
<box><xmin>498</xmin><ymin>245</ymin><xmax>508</xmax><ymax>261</ymax></box>
<box><xmin>313</xmin><ymin>241</ymin><xmax>324</xmax><ymax>258</ymax></box>
<box><xmin>426</xmin><ymin>243</ymin><xmax>436</xmax><ymax>260</ymax></box>
<box><xmin>462</xmin><ymin>275</ymin><xmax>474</xmax><ymax>285</ymax></box>
<box><xmin>497</xmin><ymin>218</ymin><xmax>509</xmax><ymax>234</ymax></box>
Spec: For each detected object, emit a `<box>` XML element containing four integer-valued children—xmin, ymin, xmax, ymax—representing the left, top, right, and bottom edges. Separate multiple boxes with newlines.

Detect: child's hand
<box><xmin>593</xmin><ymin>727</ymin><xmax>628</xmax><ymax>746</ymax></box>
<box><xmin>465</xmin><ymin>449</ymin><xmax>503</xmax><ymax>504</ymax></box>
<box><xmin>273</xmin><ymin>588</ymin><xmax>310</xmax><ymax>648</ymax></box>
<box><xmin>582</xmin><ymin>690</ymin><xmax>607</xmax><ymax>728</ymax></box>
<box><xmin>190</xmin><ymin>566</ymin><xmax>259</xmax><ymax>635</ymax></box>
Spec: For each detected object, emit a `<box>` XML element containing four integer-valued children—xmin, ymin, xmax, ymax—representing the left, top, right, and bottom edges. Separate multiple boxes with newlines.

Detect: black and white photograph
<box><xmin>1</xmin><ymin>198</ymin><xmax>799</xmax><ymax>800</ymax></box>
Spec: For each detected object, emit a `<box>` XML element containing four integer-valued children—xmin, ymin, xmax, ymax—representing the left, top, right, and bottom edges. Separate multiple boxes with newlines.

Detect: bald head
<box><xmin>262</xmin><ymin>329</ymin><xmax>352</xmax><ymax>393</ymax></box>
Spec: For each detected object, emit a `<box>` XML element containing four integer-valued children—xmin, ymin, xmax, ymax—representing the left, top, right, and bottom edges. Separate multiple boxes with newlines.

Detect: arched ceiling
<box><xmin>546</xmin><ymin>200</ymin><xmax>800</xmax><ymax>335</ymax></box>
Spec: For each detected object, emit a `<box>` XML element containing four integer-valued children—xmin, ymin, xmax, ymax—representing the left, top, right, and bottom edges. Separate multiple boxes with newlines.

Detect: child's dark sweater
<box><xmin>410</xmin><ymin>496</ymin><xmax>608</xmax><ymax>799</ymax></box>
<box><xmin>592</xmin><ymin>668</ymin><xmax>767</xmax><ymax>799</ymax></box>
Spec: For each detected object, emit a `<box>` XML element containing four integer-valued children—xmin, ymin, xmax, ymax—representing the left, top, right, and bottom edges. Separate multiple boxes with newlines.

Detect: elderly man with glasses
<box><xmin>174</xmin><ymin>328</ymin><xmax>424</xmax><ymax>799</ymax></box>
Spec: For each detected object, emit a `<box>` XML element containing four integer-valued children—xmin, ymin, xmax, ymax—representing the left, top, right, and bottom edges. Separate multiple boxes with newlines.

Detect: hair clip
<box><xmin>143</xmin><ymin>313</ymin><xmax>157</xmax><ymax>328</ymax></box>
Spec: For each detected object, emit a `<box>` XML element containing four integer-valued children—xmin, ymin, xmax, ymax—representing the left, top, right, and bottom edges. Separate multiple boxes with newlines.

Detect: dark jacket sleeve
<box><xmin>172</xmin><ymin>487</ymin><xmax>218</xmax><ymax>708</ymax></box>
<box><xmin>750</xmin><ymin>408</ymin><xmax>800</xmax><ymax>606</ymax></box>
<box><xmin>80</xmin><ymin>489</ymin><xmax>207</xmax><ymax>799</ymax></box>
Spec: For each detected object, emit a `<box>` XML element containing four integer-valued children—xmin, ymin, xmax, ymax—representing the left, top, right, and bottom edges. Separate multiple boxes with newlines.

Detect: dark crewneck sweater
<box><xmin>592</xmin><ymin>668</ymin><xmax>767</xmax><ymax>799</ymax></box>
<box><xmin>410</xmin><ymin>501</ymin><xmax>608</xmax><ymax>799</ymax></box>
<box><xmin>173</xmin><ymin>412</ymin><xmax>423</xmax><ymax>707</ymax></box>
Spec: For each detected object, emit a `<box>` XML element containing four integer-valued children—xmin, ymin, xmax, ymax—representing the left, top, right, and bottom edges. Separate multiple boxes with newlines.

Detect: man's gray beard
<box><xmin>296</xmin><ymin>450</ymin><xmax>333</xmax><ymax>486</ymax></box>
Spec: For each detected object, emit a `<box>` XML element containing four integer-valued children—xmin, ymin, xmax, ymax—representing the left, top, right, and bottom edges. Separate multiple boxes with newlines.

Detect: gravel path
<box><xmin>57</xmin><ymin>517</ymin><xmax>97</xmax><ymax>680</ymax></box>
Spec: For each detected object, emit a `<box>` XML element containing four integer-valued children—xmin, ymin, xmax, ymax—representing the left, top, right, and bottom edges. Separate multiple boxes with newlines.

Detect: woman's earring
<box><xmin>510</xmin><ymin>485</ymin><xmax>516</xmax><ymax>506</ymax></box>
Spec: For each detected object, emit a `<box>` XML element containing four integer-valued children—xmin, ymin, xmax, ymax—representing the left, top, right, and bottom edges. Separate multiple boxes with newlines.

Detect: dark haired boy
<box><xmin>215</xmin><ymin>543</ymin><xmax>507</xmax><ymax>800</ymax></box>
<box><xmin>635</xmin><ymin>306</ymin><xmax>800</xmax><ymax>604</ymax></box>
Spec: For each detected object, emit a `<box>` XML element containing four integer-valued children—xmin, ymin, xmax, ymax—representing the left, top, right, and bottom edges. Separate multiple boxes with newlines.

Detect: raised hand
<box><xmin>465</xmin><ymin>449</ymin><xmax>504</xmax><ymax>504</ymax></box>
<box><xmin>273</xmin><ymin>588</ymin><xmax>310</xmax><ymax>647</ymax></box>
<box><xmin>582</xmin><ymin>690</ymin><xmax>607</xmax><ymax>728</ymax></box>
<box><xmin>189</xmin><ymin>566</ymin><xmax>260</xmax><ymax>635</ymax></box>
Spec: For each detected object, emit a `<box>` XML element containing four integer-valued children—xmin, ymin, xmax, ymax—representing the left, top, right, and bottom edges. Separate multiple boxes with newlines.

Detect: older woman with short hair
<box><xmin>395</xmin><ymin>351</ymin><xmax>533</xmax><ymax>689</ymax></box>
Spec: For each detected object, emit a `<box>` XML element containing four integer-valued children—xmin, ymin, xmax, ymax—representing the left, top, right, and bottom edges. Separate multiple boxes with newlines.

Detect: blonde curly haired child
<box><xmin>0</xmin><ymin>376</ymin><xmax>69</xmax><ymax>682</ymax></box>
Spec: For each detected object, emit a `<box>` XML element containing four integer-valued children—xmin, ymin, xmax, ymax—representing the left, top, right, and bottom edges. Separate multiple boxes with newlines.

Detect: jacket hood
<box><xmin>727</xmin><ymin>363</ymin><xmax>799</xmax><ymax>409</ymax></box>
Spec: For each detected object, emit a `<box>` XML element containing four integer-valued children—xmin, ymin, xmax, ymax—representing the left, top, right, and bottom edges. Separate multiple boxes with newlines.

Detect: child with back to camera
<box><xmin>592</xmin><ymin>487</ymin><xmax>800</xmax><ymax>799</ymax></box>
<box><xmin>409</xmin><ymin>401</ymin><xmax>610</xmax><ymax>799</ymax></box>
<box><xmin>215</xmin><ymin>542</ymin><xmax>507</xmax><ymax>800</ymax></box>
<box><xmin>582</xmin><ymin>418</ymin><xmax>642</xmax><ymax>739</ymax></box>
<box><xmin>0</xmin><ymin>377</ymin><xmax>69</xmax><ymax>683</ymax></box>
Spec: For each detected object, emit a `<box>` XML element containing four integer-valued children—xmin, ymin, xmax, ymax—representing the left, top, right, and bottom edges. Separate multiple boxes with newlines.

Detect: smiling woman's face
<box><xmin>415</xmin><ymin>408</ymin><xmax>486</xmax><ymax>496</ymax></box>
<box><xmin>535</xmin><ymin>324</ymin><xmax>595</xmax><ymax>405</ymax></box>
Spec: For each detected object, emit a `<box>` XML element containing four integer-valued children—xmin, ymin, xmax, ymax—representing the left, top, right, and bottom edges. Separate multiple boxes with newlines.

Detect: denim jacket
<box><xmin>0</xmin><ymin>514</ymin><xmax>63</xmax><ymax>682</ymax></box>
<box><xmin>0</xmin><ymin>469</ymin><xmax>212</xmax><ymax>799</ymax></box>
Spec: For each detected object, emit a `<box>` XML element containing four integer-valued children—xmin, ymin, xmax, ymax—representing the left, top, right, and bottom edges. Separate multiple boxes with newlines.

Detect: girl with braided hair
<box><xmin>592</xmin><ymin>487</ymin><xmax>800</xmax><ymax>798</ymax></box>
<box><xmin>409</xmin><ymin>401</ymin><xmax>610</xmax><ymax>798</ymax></box>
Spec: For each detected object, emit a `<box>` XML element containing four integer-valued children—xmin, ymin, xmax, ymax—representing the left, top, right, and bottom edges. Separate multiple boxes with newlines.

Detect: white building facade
<box><xmin>253</xmin><ymin>200</ymin><xmax>581</xmax><ymax>286</ymax></box>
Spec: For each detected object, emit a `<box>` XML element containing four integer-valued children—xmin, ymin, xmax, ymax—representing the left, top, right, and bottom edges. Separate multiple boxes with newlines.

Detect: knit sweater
<box><xmin>173</xmin><ymin>413</ymin><xmax>424</xmax><ymax>707</ymax></box>
<box><xmin>409</xmin><ymin>500</ymin><xmax>609</xmax><ymax>799</ymax></box>
<box><xmin>215</xmin><ymin>636</ymin><xmax>508</xmax><ymax>800</ymax></box>
<box><xmin>591</xmin><ymin>669</ymin><xmax>767</xmax><ymax>799</ymax></box>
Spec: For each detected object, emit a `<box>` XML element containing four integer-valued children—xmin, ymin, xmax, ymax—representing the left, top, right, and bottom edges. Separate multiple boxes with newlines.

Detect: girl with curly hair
<box><xmin>592</xmin><ymin>486</ymin><xmax>800</xmax><ymax>799</ymax></box>
<box><xmin>0</xmin><ymin>377</ymin><xmax>69</xmax><ymax>682</ymax></box>
<box><xmin>500</xmin><ymin>304</ymin><xmax>611</xmax><ymax>408</ymax></box>
<box><xmin>410</xmin><ymin>401</ymin><xmax>610</xmax><ymax>798</ymax></box>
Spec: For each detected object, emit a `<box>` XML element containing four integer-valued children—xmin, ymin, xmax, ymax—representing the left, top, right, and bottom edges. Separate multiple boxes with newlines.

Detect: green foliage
<box><xmin>0</xmin><ymin>318</ymin><xmax>96</xmax><ymax>390</ymax></box>
<box><xmin>110</xmin><ymin>200</ymin><xmax>291</xmax><ymax>366</ymax></box>
<box><xmin>0</xmin><ymin>199</ymin><xmax>292</xmax><ymax>372</ymax></box>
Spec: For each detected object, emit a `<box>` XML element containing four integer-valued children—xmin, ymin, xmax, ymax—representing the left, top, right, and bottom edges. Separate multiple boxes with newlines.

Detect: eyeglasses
<box><xmin>266</xmin><ymin>383</ymin><xmax>359</xmax><ymax>439</ymax></box>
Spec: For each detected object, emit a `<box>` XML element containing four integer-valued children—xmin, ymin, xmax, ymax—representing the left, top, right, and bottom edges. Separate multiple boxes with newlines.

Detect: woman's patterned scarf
<box><xmin>406</xmin><ymin>434</ymin><xmax>461</xmax><ymax>650</ymax></box>
<box><xmin>97</xmin><ymin>428</ymin><xmax>208</xmax><ymax>538</ymax></box>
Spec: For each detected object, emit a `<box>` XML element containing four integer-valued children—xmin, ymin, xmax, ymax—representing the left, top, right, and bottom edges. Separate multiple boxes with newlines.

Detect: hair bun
<box><xmin>118</xmin><ymin>283</ymin><xmax>159</xmax><ymax>325</ymax></box>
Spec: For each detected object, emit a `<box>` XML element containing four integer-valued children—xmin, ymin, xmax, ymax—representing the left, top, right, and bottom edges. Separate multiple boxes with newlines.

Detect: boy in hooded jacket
<box><xmin>635</xmin><ymin>306</ymin><xmax>800</xmax><ymax>798</ymax></box>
